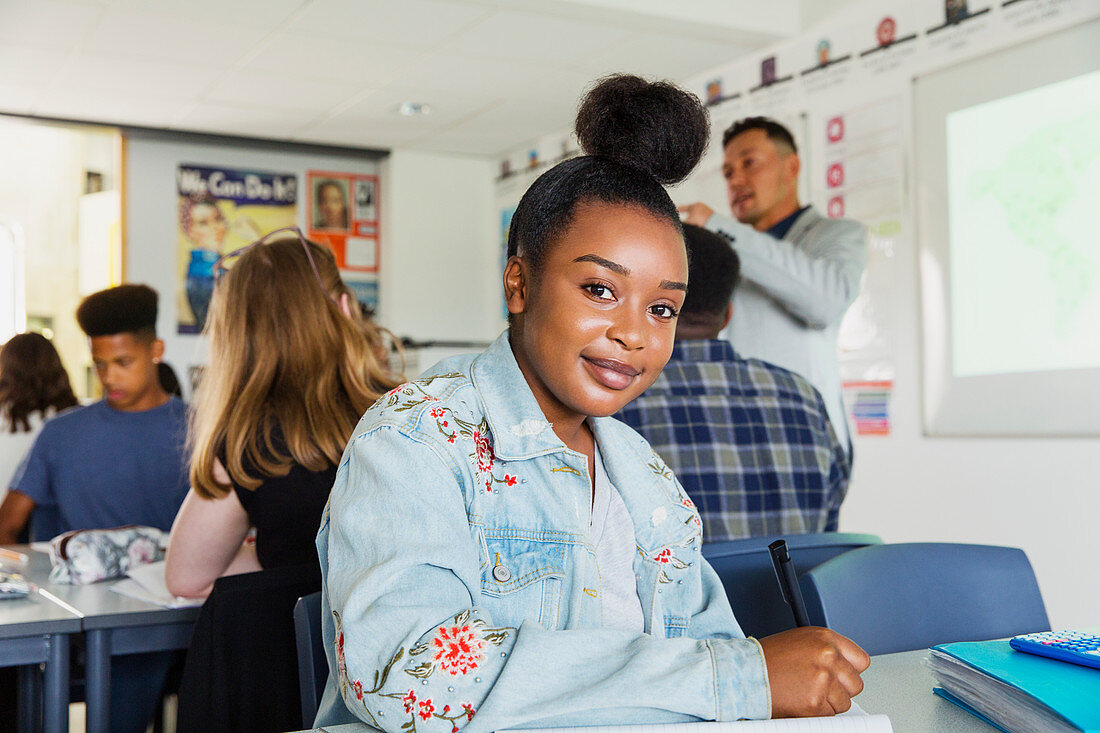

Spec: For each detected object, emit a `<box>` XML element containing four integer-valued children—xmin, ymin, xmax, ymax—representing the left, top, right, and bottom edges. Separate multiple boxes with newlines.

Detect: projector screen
<box><xmin>915</xmin><ymin>19</ymin><xmax>1100</xmax><ymax>436</ymax></box>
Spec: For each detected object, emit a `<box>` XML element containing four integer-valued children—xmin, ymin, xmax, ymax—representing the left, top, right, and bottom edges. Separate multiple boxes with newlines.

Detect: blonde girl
<box><xmin>166</xmin><ymin>228</ymin><xmax>401</xmax><ymax>597</ymax></box>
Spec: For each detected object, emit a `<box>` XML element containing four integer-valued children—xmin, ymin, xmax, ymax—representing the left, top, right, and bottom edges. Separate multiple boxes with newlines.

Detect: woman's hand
<box><xmin>758</xmin><ymin>626</ymin><xmax>870</xmax><ymax>717</ymax></box>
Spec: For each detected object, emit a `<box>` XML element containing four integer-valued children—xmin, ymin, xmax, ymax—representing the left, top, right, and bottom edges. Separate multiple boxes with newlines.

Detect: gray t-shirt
<box><xmin>591</xmin><ymin>445</ymin><xmax>645</xmax><ymax>633</ymax></box>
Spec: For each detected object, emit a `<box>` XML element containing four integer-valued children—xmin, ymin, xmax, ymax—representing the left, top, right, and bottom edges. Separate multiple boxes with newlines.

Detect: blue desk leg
<box><xmin>42</xmin><ymin>634</ymin><xmax>70</xmax><ymax>733</ymax></box>
<box><xmin>86</xmin><ymin>629</ymin><xmax>111</xmax><ymax>733</ymax></box>
<box><xmin>17</xmin><ymin>665</ymin><xmax>39</xmax><ymax>733</ymax></box>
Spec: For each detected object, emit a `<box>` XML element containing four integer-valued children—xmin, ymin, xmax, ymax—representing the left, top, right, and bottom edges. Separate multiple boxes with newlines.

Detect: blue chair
<box><xmin>294</xmin><ymin>592</ymin><xmax>328</xmax><ymax>729</ymax></box>
<box><xmin>702</xmin><ymin>532</ymin><xmax>882</xmax><ymax>639</ymax></box>
<box><xmin>800</xmin><ymin>542</ymin><xmax>1050</xmax><ymax>655</ymax></box>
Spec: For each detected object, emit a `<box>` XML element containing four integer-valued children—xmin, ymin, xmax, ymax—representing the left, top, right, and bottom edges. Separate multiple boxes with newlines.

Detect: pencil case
<box><xmin>0</xmin><ymin>571</ymin><xmax>31</xmax><ymax>599</ymax></box>
<box><xmin>48</xmin><ymin>525</ymin><xmax>165</xmax><ymax>585</ymax></box>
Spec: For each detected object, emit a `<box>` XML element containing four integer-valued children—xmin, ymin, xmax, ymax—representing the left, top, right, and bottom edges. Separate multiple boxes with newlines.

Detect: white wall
<box><xmin>380</xmin><ymin>149</ymin><xmax>503</xmax><ymax>343</ymax></box>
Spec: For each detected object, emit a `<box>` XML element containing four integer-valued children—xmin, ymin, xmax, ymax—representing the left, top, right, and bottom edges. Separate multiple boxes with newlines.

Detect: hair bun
<box><xmin>574</xmin><ymin>74</ymin><xmax>709</xmax><ymax>186</ymax></box>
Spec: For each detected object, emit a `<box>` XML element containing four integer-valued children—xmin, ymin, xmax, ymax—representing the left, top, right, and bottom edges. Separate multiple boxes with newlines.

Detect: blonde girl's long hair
<box><xmin>189</xmin><ymin>234</ymin><xmax>402</xmax><ymax>499</ymax></box>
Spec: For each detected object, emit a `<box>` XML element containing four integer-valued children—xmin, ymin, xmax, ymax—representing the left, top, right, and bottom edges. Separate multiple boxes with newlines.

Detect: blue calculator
<box><xmin>1009</xmin><ymin>630</ymin><xmax>1100</xmax><ymax>669</ymax></box>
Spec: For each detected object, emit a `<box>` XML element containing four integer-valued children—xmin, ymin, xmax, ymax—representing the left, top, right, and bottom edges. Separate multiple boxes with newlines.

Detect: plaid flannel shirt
<box><xmin>616</xmin><ymin>339</ymin><xmax>850</xmax><ymax>542</ymax></box>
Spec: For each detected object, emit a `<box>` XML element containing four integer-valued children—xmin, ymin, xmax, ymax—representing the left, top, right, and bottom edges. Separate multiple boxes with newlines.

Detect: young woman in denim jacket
<box><xmin>316</xmin><ymin>75</ymin><xmax>870</xmax><ymax>732</ymax></box>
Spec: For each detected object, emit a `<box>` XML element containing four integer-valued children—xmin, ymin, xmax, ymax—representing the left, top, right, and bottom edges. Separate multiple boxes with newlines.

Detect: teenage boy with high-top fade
<box><xmin>0</xmin><ymin>284</ymin><xmax>189</xmax><ymax>733</ymax></box>
<box><xmin>0</xmin><ymin>284</ymin><xmax>188</xmax><ymax>543</ymax></box>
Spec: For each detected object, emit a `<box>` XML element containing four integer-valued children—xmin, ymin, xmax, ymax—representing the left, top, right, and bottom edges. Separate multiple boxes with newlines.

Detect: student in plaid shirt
<box><xmin>616</xmin><ymin>224</ymin><xmax>850</xmax><ymax>541</ymax></box>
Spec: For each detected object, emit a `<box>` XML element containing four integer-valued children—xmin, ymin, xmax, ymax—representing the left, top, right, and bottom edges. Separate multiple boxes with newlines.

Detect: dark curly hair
<box><xmin>179</xmin><ymin>193</ymin><xmax>225</xmax><ymax>237</ymax></box>
<box><xmin>721</xmin><ymin>116</ymin><xmax>797</xmax><ymax>154</ymax></box>
<box><xmin>0</xmin><ymin>333</ymin><xmax>78</xmax><ymax>433</ymax></box>
<box><xmin>506</xmin><ymin>74</ymin><xmax>709</xmax><ymax>272</ymax></box>
<box><xmin>680</xmin><ymin>224</ymin><xmax>741</xmax><ymax>324</ymax></box>
<box><xmin>75</xmin><ymin>284</ymin><xmax>158</xmax><ymax>341</ymax></box>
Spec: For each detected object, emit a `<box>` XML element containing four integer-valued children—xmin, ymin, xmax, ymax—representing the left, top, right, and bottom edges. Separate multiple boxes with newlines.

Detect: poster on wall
<box><xmin>307</xmin><ymin>171</ymin><xmax>381</xmax><ymax>314</ymax></box>
<box><xmin>176</xmin><ymin>164</ymin><xmax>297</xmax><ymax>334</ymax></box>
<box><xmin>499</xmin><ymin>205</ymin><xmax>517</xmax><ymax>320</ymax></box>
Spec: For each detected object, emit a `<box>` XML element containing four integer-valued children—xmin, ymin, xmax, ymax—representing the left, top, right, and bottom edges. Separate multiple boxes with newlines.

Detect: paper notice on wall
<box><xmin>843</xmin><ymin>380</ymin><xmax>893</xmax><ymax>436</ymax></box>
<box><xmin>307</xmin><ymin>171</ymin><xmax>380</xmax><ymax>273</ymax></box>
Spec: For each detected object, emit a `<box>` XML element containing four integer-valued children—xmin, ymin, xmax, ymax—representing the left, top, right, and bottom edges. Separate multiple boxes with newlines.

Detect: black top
<box><xmin>224</xmin><ymin>435</ymin><xmax>337</xmax><ymax>570</ymax></box>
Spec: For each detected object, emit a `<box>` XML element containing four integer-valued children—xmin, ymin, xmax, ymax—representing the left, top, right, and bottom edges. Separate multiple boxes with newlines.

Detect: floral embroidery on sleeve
<box><xmin>334</xmin><ymin>609</ymin><xmax>507</xmax><ymax>732</ymax></box>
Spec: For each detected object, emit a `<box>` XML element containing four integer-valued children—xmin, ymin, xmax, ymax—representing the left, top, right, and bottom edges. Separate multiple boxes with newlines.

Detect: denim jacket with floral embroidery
<box><xmin>315</xmin><ymin>332</ymin><xmax>771</xmax><ymax>731</ymax></box>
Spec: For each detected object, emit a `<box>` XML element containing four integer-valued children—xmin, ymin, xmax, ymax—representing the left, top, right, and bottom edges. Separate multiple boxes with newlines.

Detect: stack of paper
<box><xmin>927</xmin><ymin>640</ymin><xmax>1100</xmax><ymax>733</ymax></box>
<box><xmin>110</xmin><ymin>560</ymin><xmax>204</xmax><ymax>609</ymax></box>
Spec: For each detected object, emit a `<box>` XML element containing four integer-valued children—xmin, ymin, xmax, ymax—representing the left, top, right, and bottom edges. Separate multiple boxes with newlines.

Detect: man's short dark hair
<box><xmin>681</xmin><ymin>224</ymin><xmax>741</xmax><ymax>320</ymax></box>
<box><xmin>76</xmin><ymin>284</ymin><xmax>158</xmax><ymax>341</ymax></box>
<box><xmin>721</xmin><ymin>116</ymin><xmax>797</xmax><ymax>154</ymax></box>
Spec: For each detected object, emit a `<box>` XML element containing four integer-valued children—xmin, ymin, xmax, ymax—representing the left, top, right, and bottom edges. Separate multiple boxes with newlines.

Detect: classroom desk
<box><xmin>0</xmin><ymin>551</ymin><xmax>81</xmax><ymax>733</ymax></box>
<box><xmin>8</xmin><ymin>546</ymin><xmax>200</xmax><ymax>733</ymax></box>
<box><xmin>292</xmin><ymin>649</ymin><xmax>997</xmax><ymax>732</ymax></box>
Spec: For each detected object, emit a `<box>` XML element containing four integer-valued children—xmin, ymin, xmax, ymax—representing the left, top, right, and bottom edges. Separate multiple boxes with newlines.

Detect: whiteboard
<box><xmin>914</xmin><ymin>18</ymin><xmax>1100</xmax><ymax>436</ymax></box>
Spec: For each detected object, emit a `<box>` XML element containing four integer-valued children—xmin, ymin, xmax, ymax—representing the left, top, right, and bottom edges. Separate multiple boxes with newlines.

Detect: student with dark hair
<box><xmin>617</xmin><ymin>224</ymin><xmax>850</xmax><ymax>541</ymax></box>
<box><xmin>0</xmin><ymin>333</ymin><xmax>78</xmax><ymax>505</ymax></box>
<box><xmin>158</xmin><ymin>361</ymin><xmax>184</xmax><ymax>399</ymax></box>
<box><xmin>316</xmin><ymin>76</ymin><xmax>868</xmax><ymax>731</ymax></box>
<box><xmin>0</xmin><ymin>284</ymin><xmax>189</xmax><ymax>733</ymax></box>
<box><xmin>2</xmin><ymin>284</ymin><xmax>189</xmax><ymax>540</ymax></box>
<box><xmin>680</xmin><ymin>116</ymin><xmax>866</xmax><ymax>456</ymax></box>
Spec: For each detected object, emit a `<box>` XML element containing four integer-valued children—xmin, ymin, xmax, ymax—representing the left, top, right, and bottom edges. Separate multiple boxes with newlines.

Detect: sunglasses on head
<box><xmin>213</xmin><ymin>226</ymin><xmax>338</xmax><ymax>305</ymax></box>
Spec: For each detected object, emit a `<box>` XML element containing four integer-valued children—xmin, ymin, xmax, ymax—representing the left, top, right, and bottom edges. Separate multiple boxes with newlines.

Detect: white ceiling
<box><xmin>0</xmin><ymin>0</ymin><xmax>838</xmax><ymax>157</ymax></box>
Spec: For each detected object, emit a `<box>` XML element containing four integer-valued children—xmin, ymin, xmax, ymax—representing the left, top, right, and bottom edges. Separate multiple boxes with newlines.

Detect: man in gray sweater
<box><xmin>680</xmin><ymin>117</ymin><xmax>866</xmax><ymax>453</ymax></box>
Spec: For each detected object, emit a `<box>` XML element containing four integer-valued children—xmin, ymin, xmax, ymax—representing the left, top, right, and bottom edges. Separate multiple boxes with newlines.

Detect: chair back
<box><xmin>800</xmin><ymin>542</ymin><xmax>1050</xmax><ymax>655</ymax></box>
<box><xmin>702</xmin><ymin>532</ymin><xmax>882</xmax><ymax>638</ymax></box>
<box><xmin>294</xmin><ymin>591</ymin><xmax>327</xmax><ymax>728</ymax></box>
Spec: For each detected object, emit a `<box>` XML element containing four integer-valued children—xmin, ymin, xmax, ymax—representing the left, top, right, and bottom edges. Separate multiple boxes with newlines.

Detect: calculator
<box><xmin>1009</xmin><ymin>630</ymin><xmax>1100</xmax><ymax>669</ymax></box>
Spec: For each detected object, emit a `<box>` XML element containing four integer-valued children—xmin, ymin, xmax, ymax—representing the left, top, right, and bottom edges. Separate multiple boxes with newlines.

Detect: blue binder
<box><xmin>931</xmin><ymin>639</ymin><xmax>1100</xmax><ymax>732</ymax></box>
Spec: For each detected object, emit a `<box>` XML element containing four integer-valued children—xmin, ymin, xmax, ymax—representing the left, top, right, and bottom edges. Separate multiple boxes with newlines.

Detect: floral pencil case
<box><xmin>0</xmin><ymin>571</ymin><xmax>31</xmax><ymax>599</ymax></box>
<box><xmin>48</xmin><ymin>525</ymin><xmax>165</xmax><ymax>585</ymax></box>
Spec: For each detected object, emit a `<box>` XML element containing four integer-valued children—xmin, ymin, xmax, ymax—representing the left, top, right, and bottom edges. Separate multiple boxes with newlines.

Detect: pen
<box><xmin>768</xmin><ymin>539</ymin><xmax>811</xmax><ymax>627</ymax></box>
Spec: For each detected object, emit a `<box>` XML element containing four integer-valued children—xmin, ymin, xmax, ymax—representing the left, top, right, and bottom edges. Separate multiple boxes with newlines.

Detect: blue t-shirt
<box><xmin>13</xmin><ymin>398</ymin><xmax>190</xmax><ymax>536</ymax></box>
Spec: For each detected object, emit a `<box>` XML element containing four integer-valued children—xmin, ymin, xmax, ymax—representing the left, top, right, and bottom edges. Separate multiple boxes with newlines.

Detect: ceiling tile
<box><xmin>423</xmin><ymin>98</ymin><xmax>576</xmax><ymax>156</ymax></box>
<box><xmin>440</xmin><ymin>9</ymin><xmax>634</xmax><ymax>65</ymax></box>
<box><xmin>240</xmin><ymin>34</ymin><xmax>425</xmax><ymax>86</ymax></box>
<box><xmin>32</xmin><ymin>90</ymin><xmax>194</xmax><ymax>128</ymax></box>
<box><xmin>580</xmin><ymin>32</ymin><xmax>752</xmax><ymax>81</ymax></box>
<box><xmin>0</xmin><ymin>84</ymin><xmax>40</xmax><ymax>115</ymax></box>
<box><xmin>295</xmin><ymin>116</ymin><xmax>430</xmax><ymax>148</ymax></box>
<box><xmin>391</xmin><ymin>50</ymin><xmax>596</xmax><ymax>105</ymax></box>
<box><xmin>51</xmin><ymin>53</ymin><xmax>223</xmax><ymax>98</ymax></box>
<box><xmin>110</xmin><ymin>0</ymin><xmax>309</xmax><ymax>28</ymax></box>
<box><xmin>203</xmin><ymin>71</ymin><xmax>363</xmax><ymax>113</ymax></box>
<box><xmin>0</xmin><ymin>0</ymin><xmax>106</xmax><ymax>47</ymax></box>
<box><xmin>0</xmin><ymin>43</ymin><xmax>72</xmax><ymax>87</ymax></box>
<box><xmin>79</xmin><ymin>7</ymin><xmax>270</xmax><ymax>65</ymax></box>
<box><xmin>454</xmin><ymin>97</ymin><xmax>575</xmax><ymax>136</ymax></box>
<box><xmin>173</xmin><ymin>102</ymin><xmax>321</xmax><ymax>139</ymax></box>
<box><xmin>330</xmin><ymin>86</ymin><xmax>497</xmax><ymax>126</ymax></box>
<box><xmin>288</xmin><ymin>0</ymin><xmax>490</xmax><ymax>47</ymax></box>
<box><xmin>414</xmin><ymin>135</ymin><xmax>524</xmax><ymax>157</ymax></box>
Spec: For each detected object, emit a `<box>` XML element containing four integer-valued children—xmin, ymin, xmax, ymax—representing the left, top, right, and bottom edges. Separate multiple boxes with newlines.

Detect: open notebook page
<box><xmin>499</xmin><ymin>711</ymin><xmax>892</xmax><ymax>733</ymax></box>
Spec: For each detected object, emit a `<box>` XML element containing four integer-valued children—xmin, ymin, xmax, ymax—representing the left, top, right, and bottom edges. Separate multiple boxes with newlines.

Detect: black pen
<box><xmin>768</xmin><ymin>539</ymin><xmax>811</xmax><ymax>627</ymax></box>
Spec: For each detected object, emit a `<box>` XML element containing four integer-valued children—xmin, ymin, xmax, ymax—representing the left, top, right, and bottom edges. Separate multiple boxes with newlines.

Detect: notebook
<box><xmin>927</xmin><ymin>639</ymin><xmax>1100</xmax><ymax>733</ymax></box>
<box><xmin>499</xmin><ymin>708</ymin><xmax>892</xmax><ymax>733</ymax></box>
<box><xmin>110</xmin><ymin>560</ymin><xmax>203</xmax><ymax>609</ymax></box>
